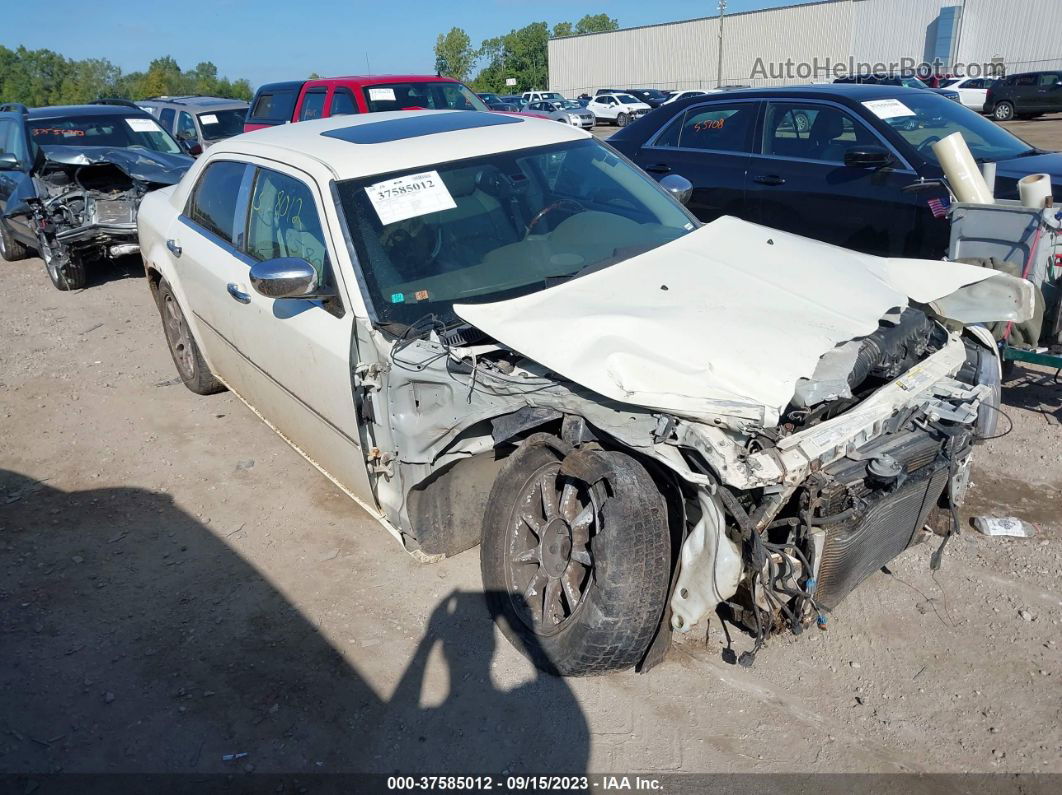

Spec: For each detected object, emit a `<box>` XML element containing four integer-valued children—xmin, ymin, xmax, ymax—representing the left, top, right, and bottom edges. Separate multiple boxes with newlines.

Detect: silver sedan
<box><xmin>523</xmin><ymin>99</ymin><xmax>595</xmax><ymax>129</ymax></box>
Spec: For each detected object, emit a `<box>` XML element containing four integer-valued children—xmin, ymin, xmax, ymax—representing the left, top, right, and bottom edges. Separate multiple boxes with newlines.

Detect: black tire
<box><xmin>993</xmin><ymin>101</ymin><xmax>1015</xmax><ymax>121</ymax></box>
<box><xmin>616</xmin><ymin>112</ymin><xmax>629</xmax><ymax>127</ymax></box>
<box><xmin>156</xmin><ymin>279</ymin><xmax>225</xmax><ymax>395</ymax></box>
<box><xmin>0</xmin><ymin>222</ymin><xmax>29</xmax><ymax>262</ymax></box>
<box><xmin>38</xmin><ymin>234</ymin><xmax>86</xmax><ymax>291</ymax></box>
<box><xmin>481</xmin><ymin>439</ymin><xmax>670</xmax><ymax>676</ymax></box>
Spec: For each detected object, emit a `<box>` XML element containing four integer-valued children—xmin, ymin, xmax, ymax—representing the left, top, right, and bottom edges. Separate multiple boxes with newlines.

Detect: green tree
<box><xmin>141</xmin><ymin>56</ymin><xmax>183</xmax><ymax>97</ymax></box>
<box><xmin>574</xmin><ymin>13</ymin><xmax>619</xmax><ymax>34</ymax></box>
<box><xmin>434</xmin><ymin>27</ymin><xmax>476</xmax><ymax>83</ymax></box>
<box><xmin>192</xmin><ymin>61</ymin><xmax>218</xmax><ymax>95</ymax></box>
<box><xmin>552</xmin><ymin>22</ymin><xmax>574</xmax><ymax>38</ymax></box>
<box><xmin>472</xmin><ymin>22</ymin><xmax>549</xmax><ymax>93</ymax></box>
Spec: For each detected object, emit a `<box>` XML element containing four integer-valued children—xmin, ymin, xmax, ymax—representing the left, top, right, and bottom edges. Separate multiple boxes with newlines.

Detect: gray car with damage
<box><xmin>137</xmin><ymin>111</ymin><xmax>1032</xmax><ymax>676</ymax></box>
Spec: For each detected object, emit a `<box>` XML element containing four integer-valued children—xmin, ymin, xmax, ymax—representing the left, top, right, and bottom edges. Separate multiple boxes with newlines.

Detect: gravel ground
<box><xmin>1</xmin><ymin>139</ymin><xmax>1061</xmax><ymax>775</ymax></box>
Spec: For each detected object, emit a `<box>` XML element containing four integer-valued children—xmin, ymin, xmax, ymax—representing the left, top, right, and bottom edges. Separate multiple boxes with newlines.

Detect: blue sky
<box><xmin>3</xmin><ymin>0</ymin><xmax>805</xmax><ymax>88</ymax></box>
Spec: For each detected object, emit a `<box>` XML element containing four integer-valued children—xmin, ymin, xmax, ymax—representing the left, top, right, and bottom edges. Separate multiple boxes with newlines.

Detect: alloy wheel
<box><xmin>162</xmin><ymin>292</ymin><xmax>196</xmax><ymax>380</ymax></box>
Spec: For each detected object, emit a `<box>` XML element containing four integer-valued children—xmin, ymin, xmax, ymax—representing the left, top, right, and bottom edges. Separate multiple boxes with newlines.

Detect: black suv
<box><xmin>0</xmin><ymin>101</ymin><xmax>192</xmax><ymax>290</ymax></box>
<box><xmin>987</xmin><ymin>71</ymin><xmax>1062</xmax><ymax>121</ymax></box>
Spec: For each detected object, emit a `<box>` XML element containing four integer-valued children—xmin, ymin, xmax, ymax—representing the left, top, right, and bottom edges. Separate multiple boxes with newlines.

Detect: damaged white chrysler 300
<box><xmin>137</xmin><ymin>111</ymin><xmax>1032</xmax><ymax>676</ymax></box>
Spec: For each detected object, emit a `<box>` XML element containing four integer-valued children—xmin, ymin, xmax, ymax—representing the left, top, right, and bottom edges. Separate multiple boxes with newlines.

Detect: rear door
<box><xmin>167</xmin><ymin>159</ymin><xmax>257</xmax><ymax>394</ymax></box>
<box><xmin>1011</xmin><ymin>74</ymin><xmax>1040</xmax><ymax>112</ymax></box>
<box><xmin>630</xmin><ymin>99</ymin><xmax>760</xmax><ymax>223</ymax></box>
<box><xmin>296</xmin><ymin>87</ymin><xmax>329</xmax><ymax>122</ymax></box>
<box><xmin>746</xmin><ymin>100</ymin><xmax>940</xmax><ymax>256</ymax></box>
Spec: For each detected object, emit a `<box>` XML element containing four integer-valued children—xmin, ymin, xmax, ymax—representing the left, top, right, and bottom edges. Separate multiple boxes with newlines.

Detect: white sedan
<box><xmin>939</xmin><ymin>77</ymin><xmax>996</xmax><ymax>112</ymax></box>
<box><xmin>585</xmin><ymin>93</ymin><xmax>652</xmax><ymax>126</ymax></box>
<box><xmin>662</xmin><ymin>90</ymin><xmax>709</xmax><ymax>105</ymax></box>
<box><xmin>137</xmin><ymin>109</ymin><xmax>1023</xmax><ymax>677</ymax></box>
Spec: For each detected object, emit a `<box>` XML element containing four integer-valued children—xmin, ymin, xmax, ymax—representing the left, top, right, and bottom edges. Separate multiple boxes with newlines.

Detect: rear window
<box><xmin>250</xmin><ymin>90</ymin><xmax>299</xmax><ymax>122</ymax></box>
<box><xmin>186</xmin><ymin>160</ymin><xmax>247</xmax><ymax>244</ymax></box>
<box><xmin>361</xmin><ymin>82</ymin><xmax>488</xmax><ymax>113</ymax></box>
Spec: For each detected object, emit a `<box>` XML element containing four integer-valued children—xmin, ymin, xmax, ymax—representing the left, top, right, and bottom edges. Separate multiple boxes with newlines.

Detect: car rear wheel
<box><xmin>993</xmin><ymin>101</ymin><xmax>1015</xmax><ymax>121</ymax></box>
<box><xmin>481</xmin><ymin>438</ymin><xmax>670</xmax><ymax>676</ymax></box>
<box><xmin>0</xmin><ymin>222</ymin><xmax>29</xmax><ymax>262</ymax></box>
<box><xmin>38</xmin><ymin>234</ymin><xmax>86</xmax><ymax>291</ymax></box>
<box><xmin>616</xmin><ymin>112</ymin><xmax>629</xmax><ymax>127</ymax></box>
<box><xmin>156</xmin><ymin>279</ymin><xmax>226</xmax><ymax>395</ymax></box>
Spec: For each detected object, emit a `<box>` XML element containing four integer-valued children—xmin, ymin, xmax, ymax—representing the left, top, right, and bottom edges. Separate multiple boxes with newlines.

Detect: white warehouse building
<box><xmin>547</xmin><ymin>0</ymin><xmax>1062</xmax><ymax>97</ymax></box>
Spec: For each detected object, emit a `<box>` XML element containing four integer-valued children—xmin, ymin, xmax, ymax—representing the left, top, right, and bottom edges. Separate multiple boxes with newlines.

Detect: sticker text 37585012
<box><xmin>365</xmin><ymin>170</ymin><xmax>456</xmax><ymax>226</ymax></box>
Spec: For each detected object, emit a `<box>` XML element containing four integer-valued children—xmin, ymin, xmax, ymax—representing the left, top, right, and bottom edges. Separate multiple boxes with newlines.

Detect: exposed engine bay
<box><xmin>18</xmin><ymin>147</ymin><xmax>189</xmax><ymax>286</ymax></box>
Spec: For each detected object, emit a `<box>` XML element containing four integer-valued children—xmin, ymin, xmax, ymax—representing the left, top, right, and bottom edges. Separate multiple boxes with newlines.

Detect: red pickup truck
<box><xmin>243</xmin><ymin>75</ymin><xmax>491</xmax><ymax>132</ymax></box>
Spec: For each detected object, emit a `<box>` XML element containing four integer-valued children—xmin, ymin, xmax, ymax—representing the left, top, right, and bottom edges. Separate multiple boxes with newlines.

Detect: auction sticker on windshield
<box><xmin>126</xmin><ymin>118</ymin><xmax>160</xmax><ymax>132</ymax></box>
<box><xmin>862</xmin><ymin>99</ymin><xmax>916</xmax><ymax>120</ymax></box>
<box><xmin>368</xmin><ymin>87</ymin><xmax>396</xmax><ymax>102</ymax></box>
<box><xmin>200</xmin><ymin>114</ymin><xmax>219</xmax><ymax>125</ymax></box>
<box><xmin>366</xmin><ymin>170</ymin><xmax>456</xmax><ymax>225</ymax></box>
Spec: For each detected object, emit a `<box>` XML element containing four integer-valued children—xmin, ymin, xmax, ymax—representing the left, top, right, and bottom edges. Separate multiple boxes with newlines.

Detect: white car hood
<box><xmin>454</xmin><ymin>217</ymin><xmax>1031</xmax><ymax>426</ymax></box>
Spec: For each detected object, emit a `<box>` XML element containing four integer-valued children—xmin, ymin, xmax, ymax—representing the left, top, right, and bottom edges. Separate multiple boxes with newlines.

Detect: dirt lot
<box><xmin>2</xmin><ymin>122</ymin><xmax>1062</xmax><ymax>778</ymax></box>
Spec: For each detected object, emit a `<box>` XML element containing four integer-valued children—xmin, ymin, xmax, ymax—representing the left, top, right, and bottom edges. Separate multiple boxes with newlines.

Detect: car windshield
<box><xmin>336</xmin><ymin>138</ymin><xmax>695</xmax><ymax>327</ymax></box>
<box><xmin>197</xmin><ymin>108</ymin><xmax>246</xmax><ymax>140</ymax></box>
<box><xmin>362</xmin><ymin>82</ymin><xmax>488</xmax><ymax>112</ymax></box>
<box><xmin>28</xmin><ymin>114</ymin><xmax>182</xmax><ymax>154</ymax></box>
<box><xmin>558</xmin><ymin>100</ymin><xmax>583</xmax><ymax>110</ymax></box>
<box><xmin>897</xmin><ymin>76</ymin><xmax>930</xmax><ymax>89</ymax></box>
<box><xmin>872</xmin><ymin>93</ymin><xmax>1035</xmax><ymax>163</ymax></box>
<box><xmin>616</xmin><ymin>94</ymin><xmax>641</xmax><ymax>104</ymax></box>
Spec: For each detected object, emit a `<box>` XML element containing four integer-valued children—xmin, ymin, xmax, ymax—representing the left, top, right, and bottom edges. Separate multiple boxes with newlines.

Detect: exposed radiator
<box><xmin>92</xmin><ymin>199</ymin><xmax>136</xmax><ymax>226</ymax></box>
<box><xmin>814</xmin><ymin>464</ymin><xmax>949</xmax><ymax>609</ymax></box>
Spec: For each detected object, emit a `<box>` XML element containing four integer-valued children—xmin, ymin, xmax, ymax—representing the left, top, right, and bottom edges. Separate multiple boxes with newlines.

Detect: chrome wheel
<box><xmin>162</xmin><ymin>291</ymin><xmax>195</xmax><ymax>380</ymax></box>
<box><xmin>994</xmin><ymin>102</ymin><xmax>1014</xmax><ymax>121</ymax></box>
<box><xmin>505</xmin><ymin>461</ymin><xmax>597</xmax><ymax>636</ymax></box>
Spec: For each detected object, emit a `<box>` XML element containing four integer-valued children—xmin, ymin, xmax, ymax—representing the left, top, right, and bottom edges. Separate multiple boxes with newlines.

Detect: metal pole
<box><xmin>717</xmin><ymin>0</ymin><xmax>727</xmax><ymax>89</ymax></box>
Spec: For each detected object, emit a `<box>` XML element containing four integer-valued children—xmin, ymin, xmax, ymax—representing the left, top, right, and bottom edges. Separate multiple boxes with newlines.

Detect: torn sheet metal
<box><xmin>455</xmin><ymin>217</ymin><xmax>1011</xmax><ymax>426</ymax></box>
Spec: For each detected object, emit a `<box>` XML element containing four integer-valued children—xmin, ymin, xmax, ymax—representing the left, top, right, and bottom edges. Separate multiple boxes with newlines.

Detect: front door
<box><xmin>1037</xmin><ymin>72</ymin><xmax>1062</xmax><ymax>113</ymax></box>
<box><xmin>631</xmin><ymin>99</ymin><xmax>760</xmax><ymax>223</ymax></box>
<box><xmin>747</xmin><ymin>100</ymin><xmax>945</xmax><ymax>257</ymax></box>
<box><xmin>219</xmin><ymin>162</ymin><xmax>377</xmax><ymax>510</ymax></box>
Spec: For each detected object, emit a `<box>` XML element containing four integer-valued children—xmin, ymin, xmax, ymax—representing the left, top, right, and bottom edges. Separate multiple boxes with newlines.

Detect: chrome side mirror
<box><xmin>249</xmin><ymin>257</ymin><xmax>323</xmax><ymax>299</ymax></box>
<box><xmin>659</xmin><ymin>173</ymin><xmax>693</xmax><ymax>205</ymax></box>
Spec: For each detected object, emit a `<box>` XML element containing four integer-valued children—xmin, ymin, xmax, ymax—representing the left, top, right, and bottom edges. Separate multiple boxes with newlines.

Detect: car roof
<box><xmin>24</xmin><ymin>104</ymin><xmax>154</xmax><ymax>120</ymax></box>
<box><xmin>669</xmin><ymin>83</ymin><xmax>937</xmax><ymax>102</ymax></box>
<box><xmin>211</xmin><ymin>109</ymin><xmax>589</xmax><ymax>181</ymax></box>
<box><xmin>140</xmin><ymin>96</ymin><xmax>248</xmax><ymax>109</ymax></box>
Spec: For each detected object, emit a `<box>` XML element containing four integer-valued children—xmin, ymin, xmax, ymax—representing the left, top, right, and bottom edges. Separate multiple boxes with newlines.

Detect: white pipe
<box><xmin>1017</xmin><ymin>173</ymin><xmax>1052</xmax><ymax>209</ymax></box>
<box><xmin>931</xmin><ymin>132</ymin><xmax>994</xmax><ymax>204</ymax></box>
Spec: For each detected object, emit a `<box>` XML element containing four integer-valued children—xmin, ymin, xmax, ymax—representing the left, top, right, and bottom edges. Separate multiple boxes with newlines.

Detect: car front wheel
<box><xmin>993</xmin><ymin>101</ymin><xmax>1015</xmax><ymax>121</ymax></box>
<box><xmin>38</xmin><ymin>234</ymin><xmax>85</xmax><ymax>291</ymax></box>
<box><xmin>0</xmin><ymin>222</ymin><xmax>29</xmax><ymax>262</ymax></box>
<box><xmin>481</xmin><ymin>437</ymin><xmax>670</xmax><ymax>676</ymax></box>
<box><xmin>616</xmin><ymin>112</ymin><xmax>629</xmax><ymax>127</ymax></box>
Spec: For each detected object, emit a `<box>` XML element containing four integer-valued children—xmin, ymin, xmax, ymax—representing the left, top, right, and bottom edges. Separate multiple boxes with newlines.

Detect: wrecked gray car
<box><xmin>138</xmin><ymin>112</ymin><xmax>1033</xmax><ymax>676</ymax></box>
<box><xmin>0</xmin><ymin>102</ymin><xmax>192</xmax><ymax>290</ymax></box>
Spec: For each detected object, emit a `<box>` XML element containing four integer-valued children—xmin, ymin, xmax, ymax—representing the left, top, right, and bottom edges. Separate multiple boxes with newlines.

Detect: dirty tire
<box><xmin>481</xmin><ymin>441</ymin><xmax>669</xmax><ymax>676</ymax></box>
<box><xmin>616</xmin><ymin>112</ymin><xmax>629</xmax><ymax>127</ymax></box>
<box><xmin>156</xmin><ymin>279</ymin><xmax>225</xmax><ymax>395</ymax></box>
<box><xmin>993</xmin><ymin>101</ymin><xmax>1015</xmax><ymax>121</ymax></box>
<box><xmin>39</xmin><ymin>234</ymin><xmax>86</xmax><ymax>291</ymax></box>
<box><xmin>0</xmin><ymin>222</ymin><xmax>29</xmax><ymax>261</ymax></box>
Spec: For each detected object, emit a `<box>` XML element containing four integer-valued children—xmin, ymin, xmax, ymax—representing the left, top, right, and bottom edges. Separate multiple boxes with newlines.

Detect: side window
<box><xmin>654</xmin><ymin>102</ymin><xmax>757</xmax><ymax>153</ymax></box>
<box><xmin>1039</xmin><ymin>73</ymin><xmax>1060</xmax><ymax>87</ymax></box>
<box><xmin>0</xmin><ymin>120</ymin><xmax>18</xmax><ymax>163</ymax></box>
<box><xmin>965</xmin><ymin>79</ymin><xmax>984</xmax><ymax>89</ymax></box>
<box><xmin>176</xmin><ymin>111</ymin><xmax>198</xmax><ymax>142</ymax></box>
<box><xmin>299</xmin><ymin>90</ymin><xmax>327</xmax><ymax>121</ymax></box>
<box><xmin>245</xmin><ymin>168</ymin><xmax>330</xmax><ymax>282</ymax></box>
<box><xmin>159</xmin><ymin>107</ymin><xmax>176</xmax><ymax>131</ymax></box>
<box><xmin>1015</xmin><ymin>75</ymin><xmax>1036</xmax><ymax>86</ymax></box>
<box><xmin>330</xmin><ymin>89</ymin><xmax>357</xmax><ymax>116</ymax></box>
<box><xmin>763</xmin><ymin>103</ymin><xmax>876</xmax><ymax>163</ymax></box>
<box><xmin>186</xmin><ymin>161</ymin><xmax>248</xmax><ymax>244</ymax></box>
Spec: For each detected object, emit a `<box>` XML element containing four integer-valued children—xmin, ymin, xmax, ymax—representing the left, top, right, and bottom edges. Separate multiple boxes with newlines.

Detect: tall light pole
<box><xmin>716</xmin><ymin>0</ymin><xmax>727</xmax><ymax>89</ymax></box>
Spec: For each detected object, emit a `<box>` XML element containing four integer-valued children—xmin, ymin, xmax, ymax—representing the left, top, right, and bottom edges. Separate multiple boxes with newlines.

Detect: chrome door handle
<box><xmin>227</xmin><ymin>283</ymin><xmax>251</xmax><ymax>304</ymax></box>
<box><xmin>166</xmin><ymin>239</ymin><xmax>182</xmax><ymax>257</ymax></box>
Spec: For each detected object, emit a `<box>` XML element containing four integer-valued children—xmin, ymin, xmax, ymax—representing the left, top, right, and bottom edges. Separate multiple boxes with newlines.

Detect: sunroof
<box><xmin>321</xmin><ymin>111</ymin><xmax>522</xmax><ymax>144</ymax></box>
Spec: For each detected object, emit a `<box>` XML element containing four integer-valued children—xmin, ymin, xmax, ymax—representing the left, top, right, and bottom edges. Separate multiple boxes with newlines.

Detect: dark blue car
<box><xmin>608</xmin><ymin>84</ymin><xmax>1061</xmax><ymax>258</ymax></box>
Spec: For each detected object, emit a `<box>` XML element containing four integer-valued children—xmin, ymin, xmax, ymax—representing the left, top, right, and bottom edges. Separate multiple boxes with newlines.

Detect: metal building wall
<box><xmin>957</xmin><ymin>0</ymin><xmax>1062</xmax><ymax>74</ymax></box>
<box><xmin>547</xmin><ymin>0</ymin><xmax>1062</xmax><ymax>97</ymax></box>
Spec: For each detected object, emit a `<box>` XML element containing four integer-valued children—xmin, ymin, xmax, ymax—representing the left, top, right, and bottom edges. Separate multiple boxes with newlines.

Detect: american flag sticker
<box><xmin>928</xmin><ymin>195</ymin><xmax>951</xmax><ymax>218</ymax></box>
